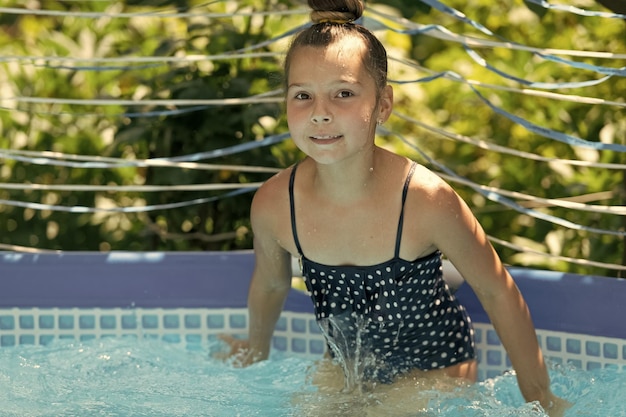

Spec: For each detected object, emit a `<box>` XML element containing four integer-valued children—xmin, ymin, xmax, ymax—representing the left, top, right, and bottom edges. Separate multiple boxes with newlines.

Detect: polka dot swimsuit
<box><xmin>289</xmin><ymin>162</ymin><xmax>475</xmax><ymax>383</ymax></box>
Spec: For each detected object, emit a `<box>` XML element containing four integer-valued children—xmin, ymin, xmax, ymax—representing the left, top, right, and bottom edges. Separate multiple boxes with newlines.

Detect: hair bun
<box><xmin>308</xmin><ymin>0</ymin><xmax>364</xmax><ymax>24</ymax></box>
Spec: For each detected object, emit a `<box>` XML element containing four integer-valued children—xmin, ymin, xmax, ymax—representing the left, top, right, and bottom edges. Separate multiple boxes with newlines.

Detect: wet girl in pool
<box><xmin>222</xmin><ymin>0</ymin><xmax>569</xmax><ymax>415</ymax></box>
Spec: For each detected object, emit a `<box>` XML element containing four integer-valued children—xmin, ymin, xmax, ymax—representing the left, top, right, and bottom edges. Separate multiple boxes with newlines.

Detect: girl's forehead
<box><xmin>291</xmin><ymin>41</ymin><xmax>367</xmax><ymax>73</ymax></box>
<box><xmin>317</xmin><ymin>38</ymin><xmax>367</xmax><ymax>61</ymax></box>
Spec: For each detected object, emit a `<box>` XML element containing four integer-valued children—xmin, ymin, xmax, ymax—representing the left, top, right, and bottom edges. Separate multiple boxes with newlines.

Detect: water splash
<box><xmin>0</xmin><ymin>337</ymin><xmax>623</xmax><ymax>416</ymax></box>
<box><xmin>317</xmin><ymin>312</ymin><xmax>402</xmax><ymax>393</ymax></box>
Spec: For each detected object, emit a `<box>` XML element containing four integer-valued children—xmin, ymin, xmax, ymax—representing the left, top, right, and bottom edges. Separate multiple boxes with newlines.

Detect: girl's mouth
<box><xmin>310</xmin><ymin>135</ymin><xmax>343</xmax><ymax>141</ymax></box>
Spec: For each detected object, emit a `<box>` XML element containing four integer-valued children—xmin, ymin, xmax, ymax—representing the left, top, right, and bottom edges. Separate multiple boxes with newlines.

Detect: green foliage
<box><xmin>0</xmin><ymin>0</ymin><xmax>298</xmax><ymax>251</ymax></box>
<box><xmin>110</xmin><ymin>10</ymin><xmax>290</xmax><ymax>250</ymax></box>
<box><xmin>383</xmin><ymin>0</ymin><xmax>626</xmax><ymax>276</ymax></box>
<box><xmin>0</xmin><ymin>0</ymin><xmax>623</xmax><ymax>276</ymax></box>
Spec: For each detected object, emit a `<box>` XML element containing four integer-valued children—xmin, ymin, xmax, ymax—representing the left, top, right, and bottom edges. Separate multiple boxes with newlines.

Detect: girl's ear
<box><xmin>377</xmin><ymin>85</ymin><xmax>393</xmax><ymax>123</ymax></box>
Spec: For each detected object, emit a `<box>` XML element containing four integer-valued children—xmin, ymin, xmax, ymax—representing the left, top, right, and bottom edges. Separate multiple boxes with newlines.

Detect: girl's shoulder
<box><xmin>250</xmin><ymin>165</ymin><xmax>294</xmax><ymax>222</ymax></box>
<box><xmin>408</xmin><ymin>162</ymin><xmax>451</xmax><ymax>194</ymax></box>
<box><xmin>378</xmin><ymin>153</ymin><xmax>453</xmax><ymax>201</ymax></box>
<box><xmin>255</xmin><ymin>165</ymin><xmax>293</xmax><ymax>196</ymax></box>
<box><xmin>405</xmin><ymin>162</ymin><xmax>465</xmax><ymax>217</ymax></box>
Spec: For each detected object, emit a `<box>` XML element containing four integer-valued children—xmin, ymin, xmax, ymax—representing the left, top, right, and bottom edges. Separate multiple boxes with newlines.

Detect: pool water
<box><xmin>0</xmin><ymin>337</ymin><xmax>623</xmax><ymax>417</ymax></box>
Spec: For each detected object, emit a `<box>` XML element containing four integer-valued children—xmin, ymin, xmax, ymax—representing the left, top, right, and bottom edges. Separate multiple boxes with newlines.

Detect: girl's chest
<box><xmin>293</xmin><ymin>201</ymin><xmax>400</xmax><ymax>265</ymax></box>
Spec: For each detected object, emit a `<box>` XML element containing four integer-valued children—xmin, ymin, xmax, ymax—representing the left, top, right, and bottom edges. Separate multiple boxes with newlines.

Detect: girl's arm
<box><xmin>220</xmin><ymin>183</ymin><xmax>293</xmax><ymax>366</ymax></box>
<box><xmin>423</xmin><ymin>174</ymin><xmax>566</xmax><ymax>413</ymax></box>
<box><xmin>245</xmin><ymin>231</ymin><xmax>293</xmax><ymax>364</ymax></box>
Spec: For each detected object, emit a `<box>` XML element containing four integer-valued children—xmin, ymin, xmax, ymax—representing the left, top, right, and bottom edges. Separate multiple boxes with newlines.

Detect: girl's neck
<box><xmin>309</xmin><ymin>147</ymin><xmax>385</xmax><ymax>203</ymax></box>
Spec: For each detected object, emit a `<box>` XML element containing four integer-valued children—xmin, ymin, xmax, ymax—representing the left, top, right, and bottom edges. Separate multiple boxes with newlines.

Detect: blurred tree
<box><xmin>381</xmin><ymin>0</ymin><xmax>625</xmax><ymax>276</ymax></box>
<box><xmin>0</xmin><ymin>0</ymin><xmax>623</xmax><ymax>276</ymax></box>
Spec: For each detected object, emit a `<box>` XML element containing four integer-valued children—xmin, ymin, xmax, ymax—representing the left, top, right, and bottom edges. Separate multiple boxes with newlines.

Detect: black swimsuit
<box><xmin>289</xmin><ymin>162</ymin><xmax>475</xmax><ymax>383</ymax></box>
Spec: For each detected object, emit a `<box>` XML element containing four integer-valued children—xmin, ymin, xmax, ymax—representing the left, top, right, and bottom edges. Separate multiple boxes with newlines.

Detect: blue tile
<box><xmin>19</xmin><ymin>315</ymin><xmax>34</xmax><ymax>329</ymax></box>
<box><xmin>275</xmin><ymin>317</ymin><xmax>287</xmax><ymax>331</ymax></box>
<box><xmin>184</xmin><ymin>314</ymin><xmax>201</xmax><ymax>329</ymax></box>
<box><xmin>567</xmin><ymin>359</ymin><xmax>582</xmax><ymax>369</ymax></box>
<box><xmin>487</xmin><ymin>349</ymin><xmax>502</xmax><ymax>366</ymax></box>
<box><xmin>292</xmin><ymin>318</ymin><xmax>307</xmax><ymax>333</ymax></box>
<box><xmin>207</xmin><ymin>314</ymin><xmax>224</xmax><ymax>329</ymax></box>
<box><xmin>585</xmin><ymin>341</ymin><xmax>600</xmax><ymax>357</ymax></box>
<box><xmin>291</xmin><ymin>338</ymin><xmax>307</xmax><ymax>353</ymax></box>
<box><xmin>39</xmin><ymin>315</ymin><xmax>54</xmax><ymax>329</ymax></box>
<box><xmin>100</xmin><ymin>315</ymin><xmax>116</xmax><ymax>330</ymax></box>
<box><xmin>475</xmin><ymin>348</ymin><xmax>483</xmax><ymax>364</ymax></box>
<box><xmin>486</xmin><ymin>370</ymin><xmax>501</xmax><ymax>379</ymax></box>
<box><xmin>548</xmin><ymin>356</ymin><xmax>563</xmax><ymax>365</ymax></box>
<box><xmin>121</xmin><ymin>315</ymin><xmax>137</xmax><ymax>329</ymax></box>
<box><xmin>79</xmin><ymin>315</ymin><xmax>95</xmax><ymax>329</ymax></box>
<box><xmin>566</xmin><ymin>338</ymin><xmax>581</xmax><ymax>355</ymax></box>
<box><xmin>163</xmin><ymin>315</ymin><xmax>179</xmax><ymax>329</ymax></box>
<box><xmin>59</xmin><ymin>315</ymin><xmax>74</xmax><ymax>330</ymax></box>
<box><xmin>477</xmin><ymin>370</ymin><xmax>486</xmax><ymax>382</ymax></box>
<box><xmin>587</xmin><ymin>361</ymin><xmax>602</xmax><ymax>371</ymax></box>
<box><xmin>19</xmin><ymin>335</ymin><xmax>35</xmax><ymax>345</ymax></box>
<box><xmin>486</xmin><ymin>330</ymin><xmax>500</xmax><ymax>346</ymax></box>
<box><xmin>474</xmin><ymin>328</ymin><xmax>482</xmax><ymax>344</ymax></box>
<box><xmin>141</xmin><ymin>315</ymin><xmax>158</xmax><ymax>329</ymax></box>
<box><xmin>310</xmin><ymin>339</ymin><xmax>326</xmax><ymax>355</ymax></box>
<box><xmin>309</xmin><ymin>320</ymin><xmax>322</xmax><ymax>334</ymax></box>
<box><xmin>0</xmin><ymin>335</ymin><xmax>15</xmax><ymax>346</ymax></box>
<box><xmin>603</xmin><ymin>343</ymin><xmax>618</xmax><ymax>360</ymax></box>
<box><xmin>229</xmin><ymin>314</ymin><xmax>246</xmax><ymax>329</ymax></box>
<box><xmin>273</xmin><ymin>336</ymin><xmax>287</xmax><ymax>351</ymax></box>
<box><xmin>162</xmin><ymin>334</ymin><xmax>181</xmax><ymax>343</ymax></box>
<box><xmin>185</xmin><ymin>334</ymin><xmax>202</xmax><ymax>344</ymax></box>
<box><xmin>0</xmin><ymin>315</ymin><xmax>14</xmax><ymax>330</ymax></box>
<box><xmin>39</xmin><ymin>335</ymin><xmax>55</xmax><ymax>345</ymax></box>
<box><xmin>546</xmin><ymin>336</ymin><xmax>562</xmax><ymax>352</ymax></box>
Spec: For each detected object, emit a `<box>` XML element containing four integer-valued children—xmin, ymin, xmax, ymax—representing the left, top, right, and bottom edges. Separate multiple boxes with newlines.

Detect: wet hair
<box><xmin>284</xmin><ymin>0</ymin><xmax>388</xmax><ymax>93</ymax></box>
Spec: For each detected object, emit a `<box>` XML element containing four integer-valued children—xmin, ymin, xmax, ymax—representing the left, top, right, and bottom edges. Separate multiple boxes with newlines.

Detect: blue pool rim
<box><xmin>1</xmin><ymin>250</ymin><xmax>624</xmax><ymax>340</ymax></box>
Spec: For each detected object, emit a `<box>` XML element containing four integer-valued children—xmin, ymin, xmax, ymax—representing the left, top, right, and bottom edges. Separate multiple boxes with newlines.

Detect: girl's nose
<box><xmin>311</xmin><ymin>114</ymin><xmax>332</xmax><ymax>124</ymax></box>
<box><xmin>311</xmin><ymin>99</ymin><xmax>332</xmax><ymax>124</ymax></box>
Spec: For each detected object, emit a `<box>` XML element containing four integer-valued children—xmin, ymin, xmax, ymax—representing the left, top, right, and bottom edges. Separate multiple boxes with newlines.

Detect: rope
<box><xmin>2</xmin><ymin>0</ymin><xmax>623</xmax><ymax>272</ymax></box>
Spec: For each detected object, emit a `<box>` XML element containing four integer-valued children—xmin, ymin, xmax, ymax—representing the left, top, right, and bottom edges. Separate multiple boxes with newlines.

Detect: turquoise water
<box><xmin>0</xmin><ymin>337</ymin><xmax>624</xmax><ymax>416</ymax></box>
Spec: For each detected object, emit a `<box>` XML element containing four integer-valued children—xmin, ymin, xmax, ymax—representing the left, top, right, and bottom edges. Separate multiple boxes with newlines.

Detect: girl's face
<box><xmin>286</xmin><ymin>40</ymin><xmax>392</xmax><ymax>165</ymax></box>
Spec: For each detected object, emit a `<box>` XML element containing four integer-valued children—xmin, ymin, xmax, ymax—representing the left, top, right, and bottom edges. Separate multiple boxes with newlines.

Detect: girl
<box><xmin>221</xmin><ymin>1</ymin><xmax>569</xmax><ymax>415</ymax></box>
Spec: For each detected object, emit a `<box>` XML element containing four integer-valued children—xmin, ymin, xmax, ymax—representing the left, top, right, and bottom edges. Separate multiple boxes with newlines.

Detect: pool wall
<box><xmin>1</xmin><ymin>251</ymin><xmax>624</xmax><ymax>380</ymax></box>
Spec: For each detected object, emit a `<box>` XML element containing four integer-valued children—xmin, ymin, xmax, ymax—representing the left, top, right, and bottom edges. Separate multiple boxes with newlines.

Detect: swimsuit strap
<box><xmin>394</xmin><ymin>162</ymin><xmax>418</xmax><ymax>258</ymax></box>
<box><xmin>289</xmin><ymin>163</ymin><xmax>304</xmax><ymax>256</ymax></box>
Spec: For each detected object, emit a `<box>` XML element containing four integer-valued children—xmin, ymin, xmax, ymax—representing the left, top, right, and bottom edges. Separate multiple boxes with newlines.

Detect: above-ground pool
<box><xmin>0</xmin><ymin>251</ymin><xmax>625</xmax><ymax>416</ymax></box>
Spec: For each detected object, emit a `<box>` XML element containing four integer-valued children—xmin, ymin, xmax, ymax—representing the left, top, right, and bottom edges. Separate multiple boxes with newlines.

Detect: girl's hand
<box><xmin>215</xmin><ymin>334</ymin><xmax>261</xmax><ymax>367</ymax></box>
<box><xmin>544</xmin><ymin>394</ymin><xmax>572</xmax><ymax>417</ymax></box>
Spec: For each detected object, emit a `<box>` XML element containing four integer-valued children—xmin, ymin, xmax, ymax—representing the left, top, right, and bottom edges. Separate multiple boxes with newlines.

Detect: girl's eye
<box><xmin>294</xmin><ymin>92</ymin><xmax>310</xmax><ymax>100</ymax></box>
<box><xmin>337</xmin><ymin>90</ymin><xmax>353</xmax><ymax>98</ymax></box>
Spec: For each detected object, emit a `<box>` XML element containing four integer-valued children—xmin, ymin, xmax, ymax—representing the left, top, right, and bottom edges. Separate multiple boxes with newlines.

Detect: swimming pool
<box><xmin>1</xmin><ymin>251</ymin><xmax>625</xmax><ymax>416</ymax></box>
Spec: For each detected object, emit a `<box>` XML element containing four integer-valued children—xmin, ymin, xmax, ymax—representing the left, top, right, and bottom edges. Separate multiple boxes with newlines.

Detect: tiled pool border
<box><xmin>1</xmin><ymin>306</ymin><xmax>624</xmax><ymax>381</ymax></box>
